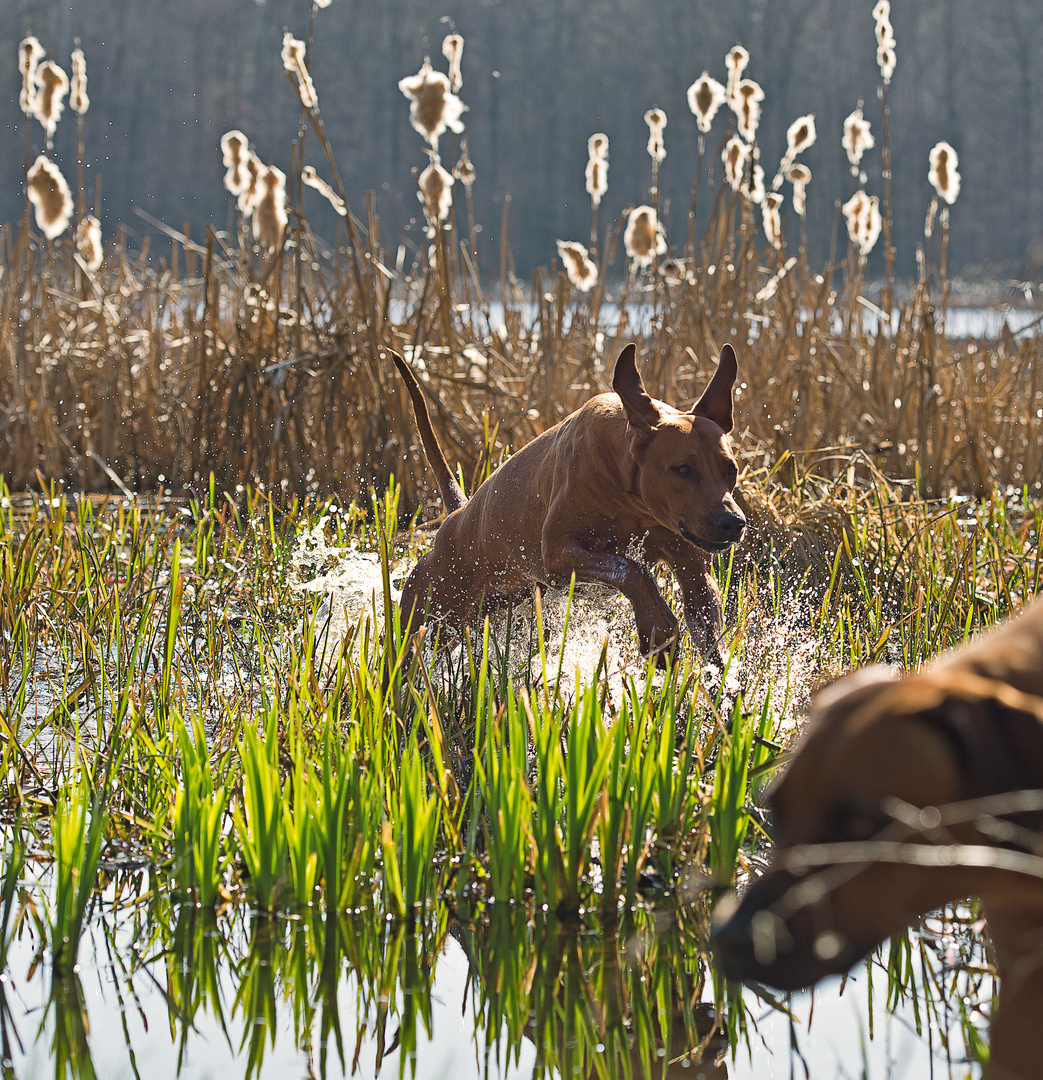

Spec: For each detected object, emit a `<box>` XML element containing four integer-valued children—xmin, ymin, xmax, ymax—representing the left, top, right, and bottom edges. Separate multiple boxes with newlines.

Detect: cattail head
<box><xmin>786</xmin><ymin>162</ymin><xmax>811</xmax><ymax>216</ymax></box>
<box><xmin>315</xmin><ymin>0</ymin><xmax>331</xmax><ymax>6</ymax></box>
<box><xmin>26</xmin><ymin>154</ymin><xmax>73</xmax><ymax>239</ymax></box>
<box><xmin>762</xmin><ymin>192</ymin><xmax>784</xmax><ymax>249</ymax></box>
<box><xmin>785</xmin><ymin>114</ymin><xmax>816</xmax><ymax>158</ymax></box>
<box><xmin>281</xmin><ymin>32</ymin><xmax>318</xmax><ymax>110</ymax></box>
<box><xmin>623</xmin><ymin>205</ymin><xmax>667</xmax><ymax>267</ymax></box>
<box><xmin>725</xmin><ymin>45</ymin><xmax>749</xmax><ymax>105</ymax></box>
<box><xmin>586</xmin><ymin>133</ymin><xmax>609</xmax><ymax>207</ymax></box>
<box><xmin>19</xmin><ymin>36</ymin><xmax>44</xmax><ymax>115</ymax></box>
<box><xmin>687</xmin><ymin>72</ymin><xmax>726</xmax><ymax>134</ymax></box>
<box><xmin>69</xmin><ymin>48</ymin><xmax>88</xmax><ymax>115</ymax></box>
<box><xmin>873</xmin><ymin>2</ymin><xmax>897</xmax><ymax>85</ymax></box>
<box><xmin>842</xmin><ymin>189</ymin><xmax>882</xmax><ymax>256</ymax></box>
<box><xmin>644</xmin><ymin>108</ymin><xmax>667</xmax><ymax>162</ymax></box>
<box><xmin>75</xmin><ymin>214</ymin><xmax>103</xmax><ymax>270</ymax></box>
<box><xmin>253</xmin><ymin>165</ymin><xmax>287</xmax><ymax>250</ymax></box>
<box><xmin>238</xmin><ymin>152</ymin><xmax>264</xmax><ymax>215</ymax></box>
<box><xmin>556</xmin><ymin>240</ymin><xmax>597</xmax><ymax>292</ymax></box>
<box><xmin>442</xmin><ymin>34</ymin><xmax>464</xmax><ymax>92</ymax></box>
<box><xmin>33</xmin><ymin>60</ymin><xmax>69</xmax><ymax>140</ymax></box>
<box><xmin>743</xmin><ymin>161</ymin><xmax>766</xmax><ymax>205</ymax></box>
<box><xmin>876</xmin><ymin>40</ymin><xmax>896</xmax><ymax>84</ymax></box>
<box><xmin>220</xmin><ymin>130</ymin><xmax>251</xmax><ymax>195</ymax></box>
<box><xmin>734</xmin><ymin>79</ymin><xmax>764</xmax><ymax>142</ymax></box>
<box><xmin>302</xmin><ymin>166</ymin><xmax>347</xmax><ymax>216</ymax></box>
<box><xmin>722</xmin><ymin>135</ymin><xmax>750</xmax><ymax>191</ymax></box>
<box><xmin>453</xmin><ymin>139</ymin><xmax>476</xmax><ymax>189</ymax></box>
<box><xmin>842</xmin><ymin>108</ymin><xmax>874</xmax><ymax>169</ymax></box>
<box><xmin>399</xmin><ymin>59</ymin><xmax>466</xmax><ymax>149</ymax></box>
<box><xmin>928</xmin><ymin>141</ymin><xmax>960</xmax><ymax>204</ymax></box>
<box><xmin>418</xmin><ymin>160</ymin><xmax>454</xmax><ymax>226</ymax></box>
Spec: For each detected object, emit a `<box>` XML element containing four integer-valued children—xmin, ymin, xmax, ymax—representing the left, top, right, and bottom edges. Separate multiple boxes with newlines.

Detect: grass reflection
<box><xmin>0</xmin><ymin>894</ymin><xmax>726</xmax><ymax>1079</ymax></box>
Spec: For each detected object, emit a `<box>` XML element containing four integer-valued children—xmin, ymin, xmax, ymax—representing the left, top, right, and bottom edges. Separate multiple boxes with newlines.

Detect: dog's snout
<box><xmin>716</xmin><ymin>510</ymin><xmax>746</xmax><ymax>541</ymax></box>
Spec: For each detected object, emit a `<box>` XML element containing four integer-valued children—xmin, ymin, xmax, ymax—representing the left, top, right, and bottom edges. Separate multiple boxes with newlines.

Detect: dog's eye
<box><xmin>673</xmin><ymin>464</ymin><xmax>699</xmax><ymax>481</ymax></box>
<box><xmin>725</xmin><ymin>462</ymin><xmax>739</xmax><ymax>484</ymax></box>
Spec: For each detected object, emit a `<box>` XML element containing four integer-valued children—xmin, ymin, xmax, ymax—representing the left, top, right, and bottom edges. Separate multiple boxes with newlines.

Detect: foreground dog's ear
<box><xmin>691</xmin><ymin>343</ymin><xmax>737</xmax><ymax>433</ymax></box>
<box><xmin>613</xmin><ymin>343</ymin><xmax>661</xmax><ymax>432</ymax></box>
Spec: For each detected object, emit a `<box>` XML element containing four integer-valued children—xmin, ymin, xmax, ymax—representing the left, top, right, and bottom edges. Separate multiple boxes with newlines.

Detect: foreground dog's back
<box><xmin>391</xmin><ymin>343</ymin><xmax>746</xmax><ymax>663</ymax></box>
<box><xmin>713</xmin><ymin>598</ymin><xmax>1043</xmax><ymax>1078</ymax></box>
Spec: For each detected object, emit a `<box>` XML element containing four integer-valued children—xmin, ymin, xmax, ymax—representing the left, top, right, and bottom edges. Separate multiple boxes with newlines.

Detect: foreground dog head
<box><xmin>712</xmin><ymin>665</ymin><xmax>1043</xmax><ymax>990</ymax></box>
<box><xmin>613</xmin><ymin>343</ymin><xmax>745</xmax><ymax>552</ymax></box>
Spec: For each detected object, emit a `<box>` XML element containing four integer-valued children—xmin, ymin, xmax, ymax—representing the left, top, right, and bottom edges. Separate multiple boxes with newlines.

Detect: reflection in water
<box><xmin>0</xmin><ymin>890</ymin><xmax>728</xmax><ymax>1079</ymax></box>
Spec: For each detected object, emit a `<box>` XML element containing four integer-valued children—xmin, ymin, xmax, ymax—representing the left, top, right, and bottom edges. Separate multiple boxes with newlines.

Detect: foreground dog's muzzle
<box><xmin>711</xmin><ymin>870</ymin><xmax>870</xmax><ymax>991</ymax></box>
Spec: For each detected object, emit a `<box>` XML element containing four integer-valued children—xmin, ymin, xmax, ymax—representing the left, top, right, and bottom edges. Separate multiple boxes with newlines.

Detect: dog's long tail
<box><xmin>390</xmin><ymin>351</ymin><xmax>468</xmax><ymax>514</ymax></box>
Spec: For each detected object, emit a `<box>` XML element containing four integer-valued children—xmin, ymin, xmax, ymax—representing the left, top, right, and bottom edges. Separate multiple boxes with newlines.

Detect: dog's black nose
<box><xmin>716</xmin><ymin>511</ymin><xmax>746</xmax><ymax>542</ymax></box>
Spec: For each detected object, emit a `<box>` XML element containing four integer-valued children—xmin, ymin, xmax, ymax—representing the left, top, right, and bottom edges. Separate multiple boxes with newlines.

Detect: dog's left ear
<box><xmin>691</xmin><ymin>343</ymin><xmax>737</xmax><ymax>433</ymax></box>
<box><xmin>613</xmin><ymin>343</ymin><xmax>661</xmax><ymax>432</ymax></box>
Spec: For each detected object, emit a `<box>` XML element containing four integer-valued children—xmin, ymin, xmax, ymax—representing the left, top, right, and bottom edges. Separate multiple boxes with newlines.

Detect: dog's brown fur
<box><xmin>713</xmin><ymin>599</ymin><xmax>1043</xmax><ymax>1079</ymax></box>
<box><xmin>392</xmin><ymin>343</ymin><xmax>745</xmax><ymax>664</ymax></box>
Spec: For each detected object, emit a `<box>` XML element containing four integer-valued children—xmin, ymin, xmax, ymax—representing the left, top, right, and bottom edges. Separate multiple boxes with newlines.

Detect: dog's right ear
<box><xmin>613</xmin><ymin>343</ymin><xmax>661</xmax><ymax>432</ymax></box>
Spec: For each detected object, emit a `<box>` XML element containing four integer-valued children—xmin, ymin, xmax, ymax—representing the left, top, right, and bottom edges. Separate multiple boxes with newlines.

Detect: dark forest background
<box><xmin>2</xmin><ymin>0</ymin><xmax>1041</xmax><ymax>284</ymax></box>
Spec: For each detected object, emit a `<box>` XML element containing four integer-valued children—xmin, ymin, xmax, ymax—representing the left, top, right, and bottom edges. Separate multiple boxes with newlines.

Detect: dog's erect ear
<box><xmin>691</xmin><ymin>343</ymin><xmax>737</xmax><ymax>433</ymax></box>
<box><xmin>613</xmin><ymin>343</ymin><xmax>661</xmax><ymax>432</ymax></box>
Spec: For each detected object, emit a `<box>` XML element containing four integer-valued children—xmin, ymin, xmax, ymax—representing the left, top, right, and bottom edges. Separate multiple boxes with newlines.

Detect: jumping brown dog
<box><xmin>712</xmin><ymin>598</ymin><xmax>1043</xmax><ymax>1079</ymax></box>
<box><xmin>391</xmin><ymin>343</ymin><xmax>745</xmax><ymax>664</ymax></box>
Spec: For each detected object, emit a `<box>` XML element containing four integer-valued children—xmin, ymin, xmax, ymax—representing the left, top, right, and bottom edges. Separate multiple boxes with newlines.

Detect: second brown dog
<box><xmin>712</xmin><ymin>598</ymin><xmax>1043</xmax><ymax>1078</ymax></box>
<box><xmin>392</xmin><ymin>343</ymin><xmax>745</xmax><ymax>664</ymax></box>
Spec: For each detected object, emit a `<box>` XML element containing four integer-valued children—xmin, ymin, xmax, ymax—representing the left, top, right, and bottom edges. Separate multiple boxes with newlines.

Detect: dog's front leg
<box><xmin>657</xmin><ymin>536</ymin><xmax>726</xmax><ymax>667</ymax></box>
<box><xmin>543</xmin><ymin>537</ymin><xmax>678</xmax><ymax>660</ymax></box>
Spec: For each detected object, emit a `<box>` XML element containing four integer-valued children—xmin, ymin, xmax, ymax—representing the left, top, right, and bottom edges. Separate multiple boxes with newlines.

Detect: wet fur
<box><xmin>392</xmin><ymin>343</ymin><xmax>746</xmax><ymax>664</ymax></box>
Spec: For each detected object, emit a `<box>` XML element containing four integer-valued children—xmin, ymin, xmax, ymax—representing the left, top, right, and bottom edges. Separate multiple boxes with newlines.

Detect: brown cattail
<box><xmin>842</xmin><ymin>108</ymin><xmax>874</xmax><ymax>170</ymax></box>
<box><xmin>786</xmin><ymin>162</ymin><xmax>811</xmax><ymax>216</ymax></box>
<box><xmin>775</xmin><ymin>114</ymin><xmax>816</xmax><ymax>188</ymax></box>
<box><xmin>453</xmin><ymin>139</ymin><xmax>476</xmax><ymax>189</ymax></box>
<box><xmin>928</xmin><ymin>141</ymin><xmax>960</xmax><ymax>205</ymax></box>
<box><xmin>26</xmin><ymin>154</ymin><xmax>73</xmax><ymax>239</ymax></box>
<box><xmin>734</xmin><ymin>79</ymin><xmax>764</xmax><ymax>143</ymax></box>
<box><xmin>585</xmin><ymin>133</ymin><xmax>609</xmax><ymax>207</ymax></box>
<box><xmin>722</xmin><ymin>135</ymin><xmax>750</xmax><ymax>191</ymax></box>
<box><xmin>253</xmin><ymin>165</ymin><xmax>287</xmax><ymax>250</ymax></box>
<box><xmin>843</xmin><ymin>189</ymin><xmax>882</xmax><ymax>256</ymax></box>
<box><xmin>873</xmin><ymin>2</ymin><xmax>896</xmax><ymax>84</ymax></box>
<box><xmin>19</xmin><ymin>36</ymin><xmax>44</xmax><ymax>116</ymax></box>
<box><xmin>743</xmin><ymin>161</ymin><xmax>766</xmax><ymax>205</ymax></box>
<box><xmin>644</xmin><ymin>108</ymin><xmax>667</xmax><ymax>163</ymax></box>
<box><xmin>762</xmin><ymin>192</ymin><xmax>784</xmax><ymax>249</ymax></box>
<box><xmin>33</xmin><ymin>60</ymin><xmax>69</xmax><ymax>141</ymax></box>
<box><xmin>556</xmin><ymin>240</ymin><xmax>597</xmax><ymax>292</ymax></box>
<box><xmin>398</xmin><ymin>60</ymin><xmax>466</xmax><ymax>149</ymax></box>
<box><xmin>687</xmin><ymin>72</ymin><xmax>726</xmax><ymax>134</ymax></box>
<box><xmin>302</xmin><ymin>166</ymin><xmax>346</xmax><ymax>216</ymax></box>
<box><xmin>623</xmin><ymin>205</ymin><xmax>666</xmax><ymax>267</ymax></box>
<box><xmin>418</xmin><ymin>160</ymin><xmax>454</xmax><ymax>226</ymax></box>
<box><xmin>238</xmin><ymin>152</ymin><xmax>264</xmax><ymax>216</ymax></box>
<box><xmin>69</xmin><ymin>48</ymin><xmax>89</xmax><ymax>115</ymax></box>
<box><xmin>75</xmin><ymin>214</ymin><xmax>103</xmax><ymax>270</ymax></box>
<box><xmin>724</xmin><ymin>45</ymin><xmax>749</xmax><ymax>107</ymax></box>
<box><xmin>220</xmin><ymin>130</ymin><xmax>251</xmax><ymax>196</ymax></box>
<box><xmin>281</xmin><ymin>32</ymin><xmax>317</xmax><ymax>110</ymax></box>
<box><xmin>442</xmin><ymin>34</ymin><xmax>464</xmax><ymax>92</ymax></box>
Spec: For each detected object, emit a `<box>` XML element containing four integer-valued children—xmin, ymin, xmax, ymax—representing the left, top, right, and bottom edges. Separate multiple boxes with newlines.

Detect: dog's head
<box><xmin>613</xmin><ymin>343</ymin><xmax>745</xmax><ymax>552</ymax></box>
<box><xmin>712</xmin><ymin>665</ymin><xmax>1043</xmax><ymax>990</ymax></box>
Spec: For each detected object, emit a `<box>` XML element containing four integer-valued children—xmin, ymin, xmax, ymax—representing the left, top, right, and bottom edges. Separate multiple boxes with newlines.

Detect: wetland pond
<box><xmin>0</xmin><ymin>847</ymin><xmax>988</xmax><ymax>1079</ymax></box>
<box><xmin>1</xmin><ymin>488</ymin><xmax>1007</xmax><ymax>1078</ymax></box>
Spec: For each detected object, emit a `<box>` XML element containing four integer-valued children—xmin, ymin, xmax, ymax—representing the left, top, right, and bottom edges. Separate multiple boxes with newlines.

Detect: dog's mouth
<box><xmin>678</xmin><ymin>522</ymin><xmax>734</xmax><ymax>552</ymax></box>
